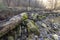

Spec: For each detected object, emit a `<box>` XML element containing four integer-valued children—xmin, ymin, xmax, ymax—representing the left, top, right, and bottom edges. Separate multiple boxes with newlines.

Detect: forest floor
<box><xmin>0</xmin><ymin>8</ymin><xmax>60</xmax><ymax>40</ymax></box>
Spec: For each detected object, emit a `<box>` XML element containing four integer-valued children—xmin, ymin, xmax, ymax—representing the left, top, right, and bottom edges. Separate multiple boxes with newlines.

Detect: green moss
<box><xmin>21</xmin><ymin>12</ymin><xmax>28</xmax><ymax>20</ymax></box>
<box><xmin>27</xmin><ymin>20</ymin><xmax>40</xmax><ymax>35</ymax></box>
<box><xmin>38</xmin><ymin>15</ymin><xmax>46</xmax><ymax>20</ymax></box>
<box><xmin>31</xmin><ymin>13</ymin><xmax>38</xmax><ymax>20</ymax></box>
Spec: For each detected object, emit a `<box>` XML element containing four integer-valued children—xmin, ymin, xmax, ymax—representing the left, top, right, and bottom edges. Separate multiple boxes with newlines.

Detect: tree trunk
<box><xmin>0</xmin><ymin>14</ymin><xmax>22</xmax><ymax>37</ymax></box>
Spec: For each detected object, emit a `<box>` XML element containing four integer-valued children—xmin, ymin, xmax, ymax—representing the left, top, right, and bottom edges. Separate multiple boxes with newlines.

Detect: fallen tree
<box><xmin>0</xmin><ymin>12</ymin><xmax>40</xmax><ymax>38</ymax></box>
<box><xmin>0</xmin><ymin>13</ymin><xmax>22</xmax><ymax>37</ymax></box>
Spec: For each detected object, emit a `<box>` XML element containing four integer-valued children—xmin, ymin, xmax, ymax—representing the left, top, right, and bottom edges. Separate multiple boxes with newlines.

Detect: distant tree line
<box><xmin>2</xmin><ymin>0</ymin><xmax>58</xmax><ymax>10</ymax></box>
<box><xmin>2</xmin><ymin>0</ymin><xmax>21</xmax><ymax>7</ymax></box>
<box><xmin>48</xmin><ymin>0</ymin><xmax>57</xmax><ymax>10</ymax></box>
<box><xmin>2</xmin><ymin>0</ymin><xmax>45</xmax><ymax>8</ymax></box>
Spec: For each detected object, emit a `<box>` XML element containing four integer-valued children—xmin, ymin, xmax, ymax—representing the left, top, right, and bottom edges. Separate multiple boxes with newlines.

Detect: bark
<box><xmin>0</xmin><ymin>14</ymin><xmax>22</xmax><ymax>37</ymax></box>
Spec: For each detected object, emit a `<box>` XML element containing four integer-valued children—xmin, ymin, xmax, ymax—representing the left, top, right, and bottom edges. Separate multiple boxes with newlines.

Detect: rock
<box><xmin>52</xmin><ymin>34</ymin><xmax>58</xmax><ymax>40</ymax></box>
<box><xmin>41</xmin><ymin>23</ymin><xmax>47</xmax><ymax>28</ymax></box>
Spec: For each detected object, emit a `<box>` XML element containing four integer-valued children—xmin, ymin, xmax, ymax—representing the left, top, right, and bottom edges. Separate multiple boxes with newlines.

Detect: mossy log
<box><xmin>0</xmin><ymin>12</ymin><xmax>40</xmax><ymax>39</ymax></box>
<box><xmin>0</xmin><ymin>14</ymin><xmax>22</xmax><ymax>37</ymax></box>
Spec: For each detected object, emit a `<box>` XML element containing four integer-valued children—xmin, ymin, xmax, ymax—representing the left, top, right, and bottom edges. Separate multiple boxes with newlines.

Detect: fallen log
<box><xmin>0</xmin><ymin>13</ymin><xmax>23</xmax><ymax>37</ymax></box>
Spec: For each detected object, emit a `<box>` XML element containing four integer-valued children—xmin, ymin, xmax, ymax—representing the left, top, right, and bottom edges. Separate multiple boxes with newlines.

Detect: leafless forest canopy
<box><xmin>0</xmin><ymin>0</ymin><xmax>59</xmax><ymax>10</ymax></box>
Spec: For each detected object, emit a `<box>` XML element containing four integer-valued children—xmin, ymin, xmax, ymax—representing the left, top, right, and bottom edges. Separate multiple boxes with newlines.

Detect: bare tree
<box><xmin>48</xmin><ymin>0</ymin><xmax>53</xmax><ymax>9</ymax></box>
<box><xmin>53</xmin><ymin>0</ymin><xmax>57</xmax><ymax>10</ymax></box>
<box><xmin>48</xmin><ymin>0</ymin><xmax>58</xmax><ymax>10</ymax></box>
<box><xmin>16</xmin><ymin>0</ymin><xmax>20</xmax><ymax>6</ymax></box>
<box><xmin>3</xmin><ymin>0</ymin><xmax>11</xmax><ymax>7</ymax></box>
